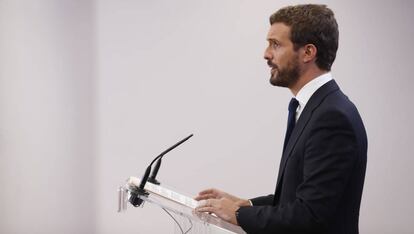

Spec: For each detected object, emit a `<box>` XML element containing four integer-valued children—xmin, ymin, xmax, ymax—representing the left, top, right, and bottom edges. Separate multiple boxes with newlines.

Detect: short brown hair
<box><xmin>270</xmin><ymin>4</ymin><xmax>339</xmax><ymax>71</ymax></box>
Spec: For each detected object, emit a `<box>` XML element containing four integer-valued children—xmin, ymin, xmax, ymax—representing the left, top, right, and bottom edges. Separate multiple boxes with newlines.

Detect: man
<box><xmin>195</xmin><ymin>4</ymin><xmax>367</xmax><ymax>234</ymax></box>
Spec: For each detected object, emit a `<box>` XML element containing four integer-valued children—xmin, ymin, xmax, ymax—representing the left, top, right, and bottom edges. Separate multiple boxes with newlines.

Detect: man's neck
<box><xmin>289</xmin><ymin>67</ymin><xmax>328</xmax><ymax>96</ymax></box>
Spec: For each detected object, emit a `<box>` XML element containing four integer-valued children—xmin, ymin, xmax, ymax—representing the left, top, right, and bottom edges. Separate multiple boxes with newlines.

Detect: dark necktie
<box><xmin>283</xmin><ymin>98</ymin><xmax>299</xmax><ymax>153</ymax></box>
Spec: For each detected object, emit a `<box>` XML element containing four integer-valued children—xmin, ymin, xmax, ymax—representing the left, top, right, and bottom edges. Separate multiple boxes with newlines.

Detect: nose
<box><xmin>264</xmin><ymin>46</ymin><xmax>272</xmax><ymax>60</ymax></box>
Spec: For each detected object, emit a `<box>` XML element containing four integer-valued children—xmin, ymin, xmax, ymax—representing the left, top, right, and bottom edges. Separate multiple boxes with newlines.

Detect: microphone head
<box><xmin>148</xmin><ymin>158</ymin><xmax>162</xmax><ymax>185</ymax></box>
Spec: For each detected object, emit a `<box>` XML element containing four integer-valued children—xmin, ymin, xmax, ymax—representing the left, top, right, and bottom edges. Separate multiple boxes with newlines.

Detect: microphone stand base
<box><xmin>128</xmin><ymin>186</ymin><xmax>149</xmax><ymax>207</ymax></box>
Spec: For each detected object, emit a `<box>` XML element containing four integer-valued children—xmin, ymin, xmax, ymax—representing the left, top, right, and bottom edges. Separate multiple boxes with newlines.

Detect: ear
<box><xmin>302</xmin><ymin>44</ymin><xmax>317</xmax><ymax>63</ymax></box>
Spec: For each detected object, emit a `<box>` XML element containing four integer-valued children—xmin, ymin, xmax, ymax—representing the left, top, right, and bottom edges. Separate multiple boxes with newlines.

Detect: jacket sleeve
<box><xmin>250</xmin><ymin>195</ymin><xmax>274</xmax><ymax>206</ymax></box>
<box><xmin>236</xmin><ymin>109</ymin><xmax>359</xmax><ymax>233</ymax></box>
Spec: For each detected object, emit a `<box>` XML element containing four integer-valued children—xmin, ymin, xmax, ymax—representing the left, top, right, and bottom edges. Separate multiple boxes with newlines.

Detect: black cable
<box><xmin>162</xmin><ymin>208</ymin><xmax>193</xmax><ymax>234</ymax></box>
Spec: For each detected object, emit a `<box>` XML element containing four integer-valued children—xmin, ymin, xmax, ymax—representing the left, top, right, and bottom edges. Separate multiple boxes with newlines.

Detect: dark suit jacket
<box><xmin>237</xmin><ymin>80</ymin><xmax>367</xmax><ymax>234</ymax></box>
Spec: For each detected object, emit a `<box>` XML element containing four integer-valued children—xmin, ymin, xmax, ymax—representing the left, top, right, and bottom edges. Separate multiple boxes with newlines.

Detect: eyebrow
<box><xmin>267</xmin><ymin>38</ymin><xmax>281</xmax><ymax>44</ymax></box>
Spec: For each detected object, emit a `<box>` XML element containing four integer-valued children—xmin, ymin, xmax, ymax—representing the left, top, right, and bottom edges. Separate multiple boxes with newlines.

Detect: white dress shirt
<box><xmin>295</xmin><ymin>73</ymin><xmax>333</xmax><ymax>122</ymax></box>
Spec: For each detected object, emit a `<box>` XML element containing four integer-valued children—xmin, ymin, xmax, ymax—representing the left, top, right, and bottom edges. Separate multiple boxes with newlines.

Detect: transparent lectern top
<box><xmin>118</xmin><ymin>179</ymin><xmax>246</xmax><ymax>234</ymax></box>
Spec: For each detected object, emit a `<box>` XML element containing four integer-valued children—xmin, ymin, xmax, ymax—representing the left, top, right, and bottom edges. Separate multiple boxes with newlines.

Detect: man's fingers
<box><xmin>195</xmin><ymin>188</ymin><xmax>220</xmax><ymax>200</ymax></box>
<box><xmin>195</xmin><ymin>206</ymin><xmax>215</xmax><ymax>213</ymax></box>
<box><xmin>196</xmin><ymin>198</ymin><xmax>219</xmax><ymax>208</ymax></box>
<box><xmin>195</xmin><ymin>197</ymin><xmax>238</xmax><ymax>225</ymax></box>
<box><xmin>196</xmin><ymin>199</ymin><xmax>218</xmax><ymax>214</ymax></box>
<box><xmin>194</xmin><ymin>193</ymin><xmax>218</xmax><ymax>201</ymax></box>
<box><xmin>198</xmin><ymin>188</ymin><xmax>218</xmax><ymax>196</ymax></box>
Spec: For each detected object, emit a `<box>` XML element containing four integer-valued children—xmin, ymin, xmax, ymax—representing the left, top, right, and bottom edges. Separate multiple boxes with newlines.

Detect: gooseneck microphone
<box><xmin>129</xmin><ymin>134</ymin><xmax>194</xmax><ymax>207</ymax></box>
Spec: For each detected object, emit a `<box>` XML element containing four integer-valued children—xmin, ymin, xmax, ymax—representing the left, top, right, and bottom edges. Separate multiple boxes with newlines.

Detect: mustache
<box><xmin>267</xmin><ymin>60</ymin><xmax>277</xmax><ymax>69</ymax></box>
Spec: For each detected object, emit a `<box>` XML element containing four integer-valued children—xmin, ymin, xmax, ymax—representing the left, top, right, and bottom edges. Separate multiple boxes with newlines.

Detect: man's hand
<box><xmin>194</xmin><ymin>188</ymin><xmax>250</xmax><ymax>207</ymax></box>
<box><xmin>194</xmin><ymin>188</ymin><xmax>251</xmax><ymax>225</ymax></box>
<box><xmin>195</xmin><ymin>197</ymin><xmax>240</xmax><ymax>225</ymax></box>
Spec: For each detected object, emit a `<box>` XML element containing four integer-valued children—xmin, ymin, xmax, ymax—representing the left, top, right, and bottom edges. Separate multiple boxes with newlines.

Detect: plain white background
<box><xmin>1</xmin><ymin>0</ymin><xmax>414</xmax><ymax>233</ymax></box>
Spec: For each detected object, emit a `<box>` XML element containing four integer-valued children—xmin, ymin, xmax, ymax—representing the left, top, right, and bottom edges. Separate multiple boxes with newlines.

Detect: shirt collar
<box><xmin>295</xmin><ymin>72</ymin><xmax>333</xmax><ymax>119</ymax></box>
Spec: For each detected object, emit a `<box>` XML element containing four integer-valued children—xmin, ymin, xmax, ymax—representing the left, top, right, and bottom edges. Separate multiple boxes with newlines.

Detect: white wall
<box><xmin>1</xmin><ymin>0</ymin><xmax>413</xmax><ymax>233</ymax></box>
<box><xmin>0</xmin><ymin>1</ymin><xmax>95</xmax><ymax>233</ymax></box>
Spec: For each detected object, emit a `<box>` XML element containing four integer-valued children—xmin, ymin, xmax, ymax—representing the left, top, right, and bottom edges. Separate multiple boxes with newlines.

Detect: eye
<box><xmin>270</xmin><ymin>41</ymin><xmax>280</xmax><ymax>49</ymax></box>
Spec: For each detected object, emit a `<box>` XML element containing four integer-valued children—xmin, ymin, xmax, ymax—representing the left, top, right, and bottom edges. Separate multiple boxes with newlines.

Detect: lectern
<box><xmin>118</xmin><ymin>177</ymin><xmax>246</xmax><ymax>234</ymax></box>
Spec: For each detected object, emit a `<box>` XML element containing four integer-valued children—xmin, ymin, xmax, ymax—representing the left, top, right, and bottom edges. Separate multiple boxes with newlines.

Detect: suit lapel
<box><xmin>274</xmin><ymin>80</ymin><xmax>340</xmax><ymax>201</ymax></box>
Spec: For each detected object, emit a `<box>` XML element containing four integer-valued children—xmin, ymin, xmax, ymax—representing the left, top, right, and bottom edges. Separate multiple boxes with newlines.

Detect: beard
<box><xmin>269</xmin><ymin>55</ymin><xmax>301</xmax><ymax>88</ymax></box>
